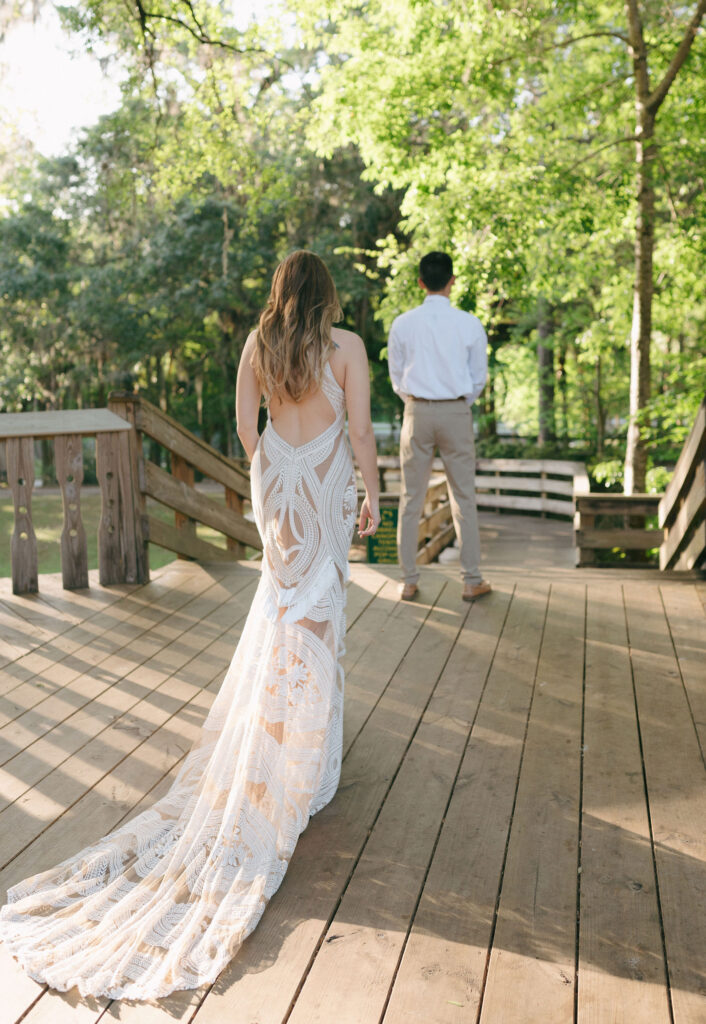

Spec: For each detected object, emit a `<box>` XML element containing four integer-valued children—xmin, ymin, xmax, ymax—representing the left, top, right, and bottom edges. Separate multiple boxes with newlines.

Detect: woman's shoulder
<box><xmin>331</xmin><ymin>326</ymin><xmax>363</xmax><ymax>349</ymax></box>
<box><xmin>331</xmin><ymin>327</ymin><xmax>365</xmax><ymax>364</ymax></box>
<box><xmin>329</xmin><ymin>328</ymin><xmax>365</xmax><ymax>389</ymax></box>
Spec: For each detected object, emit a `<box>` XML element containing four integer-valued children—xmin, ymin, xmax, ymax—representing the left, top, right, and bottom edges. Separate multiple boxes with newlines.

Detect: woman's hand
<box><xmin>358</xmin><ymin>493</ymin><xmax>381</xmax><ymax>537</ymax></box>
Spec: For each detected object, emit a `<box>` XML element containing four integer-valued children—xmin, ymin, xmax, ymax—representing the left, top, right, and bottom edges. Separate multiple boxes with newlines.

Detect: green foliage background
<box><xmin>1</xmin><ymin>0</ymin><xmax>704</xmax><ymax>490</ymax></box>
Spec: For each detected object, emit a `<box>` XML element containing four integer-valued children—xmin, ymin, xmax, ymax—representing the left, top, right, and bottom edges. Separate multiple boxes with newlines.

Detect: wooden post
<box><xmin>55</xmin><ymin>433</ymin><xmax>88</xmax><ymax>589</ymax></box>
<box><xmin>225</xmin><ymin>487</ymin><xmax>246</xmax><ymax>558</ymax></box>
<box><xmin>6</xmin><ymin>436</ymin><xmax>38</xmax><ymax>594</ymax></box>
<box><xmin>172</xmin><ymin>452</ymin><xmax>197</xmax><ymax>559</ymax></box>
<box><xmin>107</xmin><ymin>392</ymin><xmax>149</xmax><ymax>583</ymax></box>
<box><xmin>540</xmin><ymin>470</ymin><xmax>547</xmax><ymax>518</ymax></box>
<box><xmin>96</xmin><ymin>430</ymin><xmax>123</xmax><ymax>584</ymax></box>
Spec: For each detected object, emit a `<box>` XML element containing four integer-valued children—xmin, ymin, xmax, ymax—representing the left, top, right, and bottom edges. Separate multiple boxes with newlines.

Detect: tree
<box><xmin>294</xmin><ymin>0</ymin><xmax>706</xmax><ymax>479</ymax></box>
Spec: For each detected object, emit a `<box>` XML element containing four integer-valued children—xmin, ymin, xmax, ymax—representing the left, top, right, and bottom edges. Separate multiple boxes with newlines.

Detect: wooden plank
<box><xmin>418</xmin><ymin>501</ymin><xmax>452</xmax><ymax>543</ymax></box>
<box><xmin>623</xmin><ymin>582</ymin><xmax>706</xmax><ymax>1024</ymax></box>
<box><xmin>171</xmin><ymin>451</ymin><xmax>196</xmax><ymax>558</ymax></box>
<box><xmin>6</xmin><ymin>437</ymin><xmax>38</xmax><ymax>595</ymax></box>
<box><xmin>0</xmin><ymin>409</ymin><xmax>131</xmax><ymax>439</ymax></box>
<box><xmin>575</xmin><ymin>528</ymin><xmax>661</xmax><ymax>550</ymax></box>
<box><xmin>476</xmin><ymin>492</ymin><xmax>572</xmax><ymax>517</ymax></box>
<box><xmin>289</xmin><ymin>584</ymin><xmax>513</xmax><ymax>1024</ymax></box>
<box><xmin>479</xmin><ymin>583</ymin><xmax>584</xmax><ymax>1022</ymax></box>
<box><xmin>107</xmin><ymin>394</ymin><xmax>149</xmax><ymax>585</ymax></box>
<box><xmin>376</xmin><ymin>455</ymin><xmax>584</xmax><ymax>477</ymax></box>
<box><xmin>659</xmin><ymin>399</ymin><xmax>706</xmax><ymax>528</ymax></box>
<box><xmin>0</xmin><ymin>569</ymin><xmax>230</xmax><ymax>761</ymax></box>
<box><xmin>578</xmin><ymin>582</ymin><xmax>670</xmax><ymax>1022</ymax></box>
<box><xmin>54</xmin><ymin>433</ymin><xmax>88</xmax><ymax>590</ymax></box>
<box><xmin>660</xmin><ymin>462</ymin><xmax>706</xmax><ymax>569</ymax></box>
<box><xmin>417</xmin><ymin>523</ymin><xmax>456</xmax><ymax>565</ymax></box>
<box><xmin>476</xmin><ymin>474</ymin><xmax>575</xmax><ymax>496</ymax></box>
<box><xmin>224</xmin><ymin>487</ymin><xmax>246</xmax><ymax>558</ymax></box>
<box><xmin>147</xmin><ymin>514</ymin><xmax>240</xmax><ymax>564</ymax></box>
<box><xmin>674</xmin><ymin>520</ymin><xmax>706</xmax><ymax>572</ymax></box>
<box><xmin>659</xmin><ymin>584</ymin><xmax>706</xmax><ymax>764</ymax></box>
<box><xmin>95</xmin><ymin>431</ymin><xmax>125</xmax><ymax>586</ymax></box>
<box><xmin>0</xmin><ymin>943</ymin><xmax>47</xmax><ymax>1023</ymax></box>
<box><xmin>382</xmin><ymin>582</ymin><xmax>549</xmax><ymax>1022</ymax></box>
<box><xmin>144</xmin><ymin>461</ymin><xmax>262</xmax><ymax>550</ymax></box>
<box><xmin>0</xmin><ymin>577</ymin><xmax>258</xmax><ymax>873</ymax></box>
<box><xmin>577</xmin><ymin>495</ymin><xmax>662</xmax><ymax>516</ymax></box>
<box><xmin>476</xmin><ymin>458</ymin><xmax>585</xmax><ymax>476</ymax></box>
<box><xmin>134</xmin><ymin>395</ymin><xmax>251</xmax><ymax>500</ymax></box>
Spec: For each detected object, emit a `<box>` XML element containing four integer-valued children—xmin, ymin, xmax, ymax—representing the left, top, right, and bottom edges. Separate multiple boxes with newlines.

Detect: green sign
<box><xmin>367</xmin><ymin>505</ymin><xmax>398</xmax><ymax>563</ymax></box>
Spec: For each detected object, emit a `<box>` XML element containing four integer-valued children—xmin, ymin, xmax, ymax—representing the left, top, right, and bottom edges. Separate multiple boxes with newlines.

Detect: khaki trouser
<box><xmin>397</xmin><ymin>397</ymin><xmax>482</xmax><ymax>586</ymax></box>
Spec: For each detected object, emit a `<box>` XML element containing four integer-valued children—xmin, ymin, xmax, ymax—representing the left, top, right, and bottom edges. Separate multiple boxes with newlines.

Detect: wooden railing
<box><xmin>659</xmin><ymin>397</ymin><xmax>706</xmax><ymax>571</ymax></box>
<box><xmin>375</xmin><ymin>455</ymin><xmax>589</xmax><ymax>519</ymax></box>
<box><xmin>0</xmin><ymin>409</ymin><xmax>143</xmax><ymax>593</ymax></box>
<box><xmin>372</xmin><ymin>456</ymin><xmax>589</xmax><ymax>565</ymax></box>
<box><xmin>108</xmin><ymin>392</ymin><xmax>262</xmax><ymax>566</ymax></box>
<box><xmin>574</xmin><ymin>494</ymin><xmax>663</xmax><ymax>567</ymax></box>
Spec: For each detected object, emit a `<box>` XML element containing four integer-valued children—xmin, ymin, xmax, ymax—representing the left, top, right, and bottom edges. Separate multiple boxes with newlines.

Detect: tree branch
<box><xmin>134</xmin><ymin>0</ymin><xmax>297</xmax><ymax>70</ymax></box>
<box><xmin>487</xmin><ymin>27</ymin><xmax>630</xmax><ymax>70</ymax></box>
<box><xmin>647</xmin><ymin>0</ymin><xmax>706</xmax><ymax>113</ymax></box>
<box><xmin>567</xmin><ymin>133</ymin><xmax>639</xmax><ymax>169</ymax></box>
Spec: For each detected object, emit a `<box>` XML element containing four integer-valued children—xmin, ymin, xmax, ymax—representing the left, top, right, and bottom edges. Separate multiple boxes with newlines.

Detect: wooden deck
<box><xmin>0</xmin><ymin>514</ymin><xmax>704</xmax><ymax>1023</ymax></box>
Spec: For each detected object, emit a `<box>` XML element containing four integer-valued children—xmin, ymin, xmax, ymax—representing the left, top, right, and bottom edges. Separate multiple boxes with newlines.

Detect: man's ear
<box><xmin>418</xmin><ymin>277</ymin><xmax>426</xmax><ymax>290</ymax></box>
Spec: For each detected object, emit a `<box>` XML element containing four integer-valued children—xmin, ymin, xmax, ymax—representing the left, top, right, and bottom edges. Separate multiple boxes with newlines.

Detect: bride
<box><xmin>0</xmin><ymin>250</ymin><xmax>381</xmax><ymax>1001</ymax></box>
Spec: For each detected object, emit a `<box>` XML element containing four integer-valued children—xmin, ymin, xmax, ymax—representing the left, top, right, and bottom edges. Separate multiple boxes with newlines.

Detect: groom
<box><xmin>387</xmin><ymin>251</ymin><xmax>491</xmax><ymax>602</ymax></box>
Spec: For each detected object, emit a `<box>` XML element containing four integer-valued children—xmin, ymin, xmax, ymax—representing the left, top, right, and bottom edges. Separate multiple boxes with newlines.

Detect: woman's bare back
<box><xmin>266</xmin><ymin>330</ymin><xmax>349</xmax><ymax>448</ymax></box>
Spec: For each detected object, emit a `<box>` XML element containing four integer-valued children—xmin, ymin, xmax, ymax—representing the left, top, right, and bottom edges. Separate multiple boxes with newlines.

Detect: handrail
<box><xmin>108</xmin><ymin>391</ymin><xmax>262</xmax><ymax>566</ymax></box>
<box><xmin>0</xmin><ymin>408</ymin><xmax>141</xmax><ymax>593</ymax></box>
<box><xmin>658</xmin><ymin>397</ymin><xmax>706</xmax><ymax>570</ymax></box>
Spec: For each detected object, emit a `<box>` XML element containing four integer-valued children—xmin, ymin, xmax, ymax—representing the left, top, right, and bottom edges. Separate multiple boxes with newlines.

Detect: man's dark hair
<box><xmin>419</xmin><ymin>251</ymin><xmax>453</xmax><ymax>291</ymax></box>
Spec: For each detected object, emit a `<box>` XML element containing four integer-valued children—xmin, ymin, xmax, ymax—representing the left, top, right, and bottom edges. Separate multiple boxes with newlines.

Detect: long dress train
<box><xmin>0</xmin><ymin>362</ymin><xmax>358</xmax><ymax>1000</ymax></box>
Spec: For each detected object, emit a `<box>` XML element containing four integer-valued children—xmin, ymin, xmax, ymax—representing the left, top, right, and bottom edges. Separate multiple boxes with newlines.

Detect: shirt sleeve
<box><xmin>465</xmin><ymin>320</ymin><xmax>488</xmax><ymax>405</ymax></box>
<box><xmin>387</xmin><ymin>320</ymin><xmax>405</xmax><ymax>398</ymax></box>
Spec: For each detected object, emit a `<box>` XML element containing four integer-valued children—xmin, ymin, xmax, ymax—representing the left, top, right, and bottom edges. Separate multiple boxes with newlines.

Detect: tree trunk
<box><xmin>557</xmin><ymin>347</ymin><xmax>568</xmax><ymax>441</ymax></box>
<box><xmin>537</xmin><ymin>300</ymin><xmax>555</xmax><ymax>447</ymax></box>
<box><xmin>594</xmin><ymin>355</ymin><xmax>605</xmax><ymax>458</ymax></box>
<box><xmin>624</xmin><ymin>107</ymin><xmax>655</xmax><ymax>494</ymax></box>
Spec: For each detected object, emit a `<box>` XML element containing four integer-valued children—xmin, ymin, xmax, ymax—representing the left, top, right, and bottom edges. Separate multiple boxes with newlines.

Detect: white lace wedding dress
<box><xmin>0</xmin><ymin>362</ymin><xmax>358</xmax><ymax>1000</ymax></box>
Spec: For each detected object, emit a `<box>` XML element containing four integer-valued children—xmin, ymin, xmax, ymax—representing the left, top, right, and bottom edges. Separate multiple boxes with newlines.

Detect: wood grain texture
<box><xmin>134</xmin><ymin>395</ymin><xmax>251</xmax><ymax>500</ymax></box>
<box><xmin>144</xmin><ymin>461</ymin><xmax>262</xmax><ymax>550</ymax></box>
<box><xmin>578</xmin><ymin>582</ymin><xmax>670</xmax><ymax>1023</ymax></box>
<box><xmin>0</xmin><ymin>409</ymin><xmax>131</xmax><ymax>439</ymax></box>
<box><xmin>2</xmin><ymin>563</ymin><xmax>703</xmax><ymax>1024</ymax></box>
<box><xmin>107</xmin><ymin>394</ymin><xmax>149</xmax><ymax>585</ymax></box>
<box><xmin>54</xmin><ymin>433</ymin><xmax>88</xmax><ymax>590</ymax></box>
<box><xmin>146</xmin><ymin>515</ymin><xmax>240</xmax><ymax>564</ymax></box>
<box><xmin>660</xmin><ymin>461</ymin><xmax>706</xmax><ymax>569</ymax></box>
<box><xmin>7</xmin><ymin>436</ymin><xmax>38</xmax><ymax>595</ymax></box>
<box><xmin>624</xmin><ymin>582</ymin><xmax>706</xmax><ymax>1024</ymax></box>
<box><xmin>659</xmin><ymin>399</ymin><xmax>706</xmax><ymax>527</ymax></box>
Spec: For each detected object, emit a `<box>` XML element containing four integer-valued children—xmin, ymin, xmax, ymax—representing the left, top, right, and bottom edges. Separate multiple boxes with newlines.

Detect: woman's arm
<box><xmin>235</xmin><ymin>332</ymin><xmax>261</xmax><ymax>462</ymax></box>
<box><xmin>343</xmin><ymin>332</ymin><xmax>380</xmax><ymax>537</ymax></box>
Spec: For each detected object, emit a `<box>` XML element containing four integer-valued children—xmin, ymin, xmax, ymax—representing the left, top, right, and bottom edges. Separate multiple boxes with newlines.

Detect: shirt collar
<box><xmin>423</xmin><ymin>294</ymin><xmax>451</xmax><ymax>305</ymax></box>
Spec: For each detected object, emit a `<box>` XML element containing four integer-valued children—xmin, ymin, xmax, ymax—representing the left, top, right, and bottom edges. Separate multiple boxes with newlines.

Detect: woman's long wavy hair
<box><xmin>252</xmin><ymin>250</ymin><xmax>343</xmax><ymax>403</ymax></box>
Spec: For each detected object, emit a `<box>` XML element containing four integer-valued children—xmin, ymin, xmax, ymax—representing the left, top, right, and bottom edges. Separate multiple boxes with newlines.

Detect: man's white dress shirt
<box><xmin>387</xmin><ymin>294</ymin><xmax>488</xmax><ymax>405</ymax></box>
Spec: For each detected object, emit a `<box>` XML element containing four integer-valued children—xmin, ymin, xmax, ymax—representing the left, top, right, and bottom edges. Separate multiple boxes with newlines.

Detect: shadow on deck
<box><xmin>0</xmin><ymin>513</ymin><xmax>704</xmax><ymax>1024</ymax></box>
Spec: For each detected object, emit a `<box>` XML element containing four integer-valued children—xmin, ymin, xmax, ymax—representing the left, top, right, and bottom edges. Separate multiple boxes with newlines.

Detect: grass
<box><xmin>0</xmin><ymin>490</ymin><xmax>254</xmax><ymax>579</ymax></box>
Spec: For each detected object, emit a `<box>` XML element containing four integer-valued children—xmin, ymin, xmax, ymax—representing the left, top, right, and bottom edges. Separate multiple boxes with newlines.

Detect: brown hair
<box><xmin>252</xmin><ymin>250</ymin><xmax>343</xmax><ymax>402</ymax></box>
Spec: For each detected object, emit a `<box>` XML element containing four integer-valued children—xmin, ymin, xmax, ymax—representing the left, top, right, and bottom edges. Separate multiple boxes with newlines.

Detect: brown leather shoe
<box><xmin>399</xmin><ymin>582</ymin><xmax>419</xmax><ymax>601</ymax></box>
<box><xmin>462</xmin><ymin>580</ymin><xmax>491</xmax><ymax>602</ymax></box>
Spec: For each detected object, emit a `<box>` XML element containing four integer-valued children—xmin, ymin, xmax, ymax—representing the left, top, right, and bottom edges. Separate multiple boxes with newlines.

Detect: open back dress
<box><xmin>0</xmin><ymin>359</ymin><xmax>358</xmax><ymax>1000</ymax></box>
